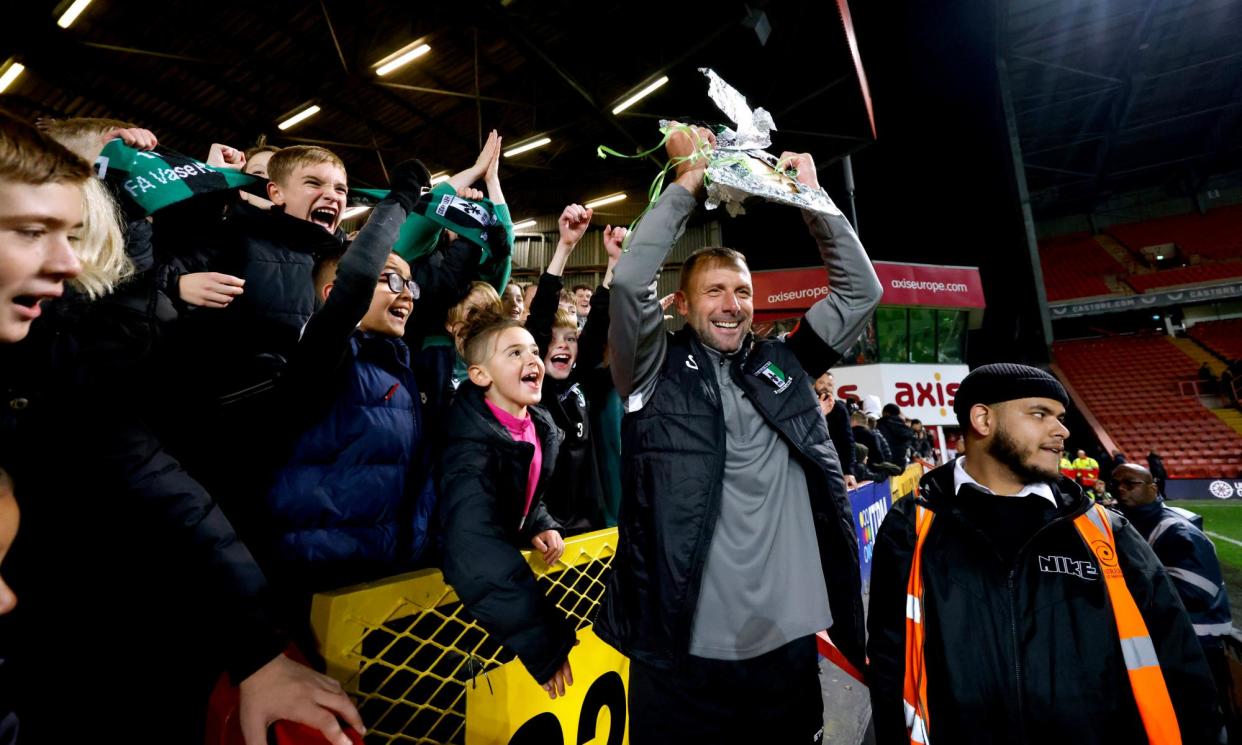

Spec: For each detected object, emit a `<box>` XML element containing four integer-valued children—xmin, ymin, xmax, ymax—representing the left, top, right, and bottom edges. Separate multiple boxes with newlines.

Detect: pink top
<box><xmin>485</xmin><ymin>399</ymin><xmax>542</xmax><ymax>521</ymax></box>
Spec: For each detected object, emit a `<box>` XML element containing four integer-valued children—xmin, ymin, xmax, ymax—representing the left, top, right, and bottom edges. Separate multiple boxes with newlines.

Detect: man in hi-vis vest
<box><xmin>867</xmin><ymin>363</ymin><xmax>1221</xmax><ymax>744</ymax></box>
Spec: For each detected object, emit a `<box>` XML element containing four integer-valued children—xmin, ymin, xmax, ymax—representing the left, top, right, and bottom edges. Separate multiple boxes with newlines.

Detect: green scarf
<box><xmin>95</xmin><ymin>140</ymin><xmax>260</xmax><ymax>216</ymax></box>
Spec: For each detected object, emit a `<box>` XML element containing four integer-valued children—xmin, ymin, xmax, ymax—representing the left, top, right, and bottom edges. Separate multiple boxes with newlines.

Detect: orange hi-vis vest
<box><xmin>902</xmin><ymin>502</ymin><xmax>1182</xmax><ymax>745</ymax></box>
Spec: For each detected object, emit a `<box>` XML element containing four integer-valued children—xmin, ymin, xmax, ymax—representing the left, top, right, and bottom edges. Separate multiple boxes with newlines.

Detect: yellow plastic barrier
<box><xmin>310</xmin><ymin>528</ymin><xmax>623</xmax><ymax>744</ymax></box>
<box><xmin>889</xmin><ymin>462</ymin><xmax>925</xmax><ymax>503</ymax></box>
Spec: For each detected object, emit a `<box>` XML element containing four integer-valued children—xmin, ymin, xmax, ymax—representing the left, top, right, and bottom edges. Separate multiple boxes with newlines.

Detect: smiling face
<box><xmin>545</xmin><ymin>324</ymin><xmax>579</xmax><ymax>381</ymax></box>
<box><xmin>574</xmin><ymin>287</ymin><xmax>592</xmax><ymax>315</ymax></box>
<box><xmin>0</xmin><ymin>180</ymin><xmax>84</xmax><ymax>343</ymax></box>
<box><xmin>356</xmin><ymin>253</ymin><xmax>414</xmax><ymax>337</ymax></box>
<box><xmin>468</xmin><ymin>325</ymin><xmax>545</xmax><ymax>418</ymax></box>
<box><xmin>677</xmin><ymin>259</ymin><xmax>754</xmax><ymax>354</ymax></box>
<box><xmin>502</xmin><ymin>284</ymin><xmax>524</xmax><ymax>320</ymax></box>
<box><xmin>268</xmin><ymin>160</ymin><xmax>347</xmax><ymax>233</ymax></box>
<box><xmin>977</xmin><ymin>398</ymin><xmax>1069</xmax><ymax>483</ymax></box>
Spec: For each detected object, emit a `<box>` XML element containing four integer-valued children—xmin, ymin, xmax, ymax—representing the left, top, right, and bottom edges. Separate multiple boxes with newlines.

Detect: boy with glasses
<box><xmin>260</xmin><ymin>162</ymin><xmax>438</xmax><ymax>608</ymax></box>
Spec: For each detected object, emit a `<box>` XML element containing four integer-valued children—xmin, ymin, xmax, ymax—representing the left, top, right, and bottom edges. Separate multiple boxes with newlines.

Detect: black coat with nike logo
<box><xmin>867</xmin><ymin>459</ymin><xmax>1221</xmax><ymax>744</ymax></box>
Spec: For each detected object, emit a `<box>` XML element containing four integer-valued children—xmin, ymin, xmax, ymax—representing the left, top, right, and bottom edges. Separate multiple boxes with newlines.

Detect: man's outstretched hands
<box><xmin>558</xmin><ymin>204</ymin><xmax>593</xmax><ymax>247</ymax></box>
<box><xmin>665</xmin><ymin>122</ymin><xmax>716</xmax><ymax>195</ymax></box>
<box><xmin>776</xmin><ymin>151</ymin><xmax>820</xmax><ymax>190</ymax></box>
<box><xmin>239</xmin><ymin>653</ymin><xmax>365</xmax><ymax>745</ymax></box>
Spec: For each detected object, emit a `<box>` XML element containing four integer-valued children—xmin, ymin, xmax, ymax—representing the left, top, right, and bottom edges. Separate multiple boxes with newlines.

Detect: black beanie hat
<box><xmin>952</xmin><ymin>363</ymin><xmax>1068</xmax><ymax>427</ymax></box>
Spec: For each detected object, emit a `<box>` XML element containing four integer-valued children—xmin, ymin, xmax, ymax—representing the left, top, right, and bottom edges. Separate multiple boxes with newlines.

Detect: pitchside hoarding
<box><xmin>1164</xmin><ymin>478</ymin><xmax>1242</xmax><ymax>501</ymax></box>
<box><xmin>831</xmin><ymin>363</ymin><xmax>969</xmax><ymax>426</ymax></box>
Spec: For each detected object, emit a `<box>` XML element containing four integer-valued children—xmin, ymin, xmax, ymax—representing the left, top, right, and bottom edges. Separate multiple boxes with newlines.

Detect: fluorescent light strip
<box><xmin>277</xmin><ymin>104</ymin><xmax>321</xmax><ymax>131</ymax></box>
<box><xmin>341</xmin><ymin>206</ymin><xmax>371</xmax><ymax>220</ymax></box>
<box><xmin>584</xmin><ymin>193</ymin><xmax>626</xmax><ymax>210</ymax></box>
<box><xmin>503</xmin><ymin>137</ymin><xmax>551</xmax><ymax>158</ymax></box>
<box><xmin>429</xmin><ymin>171</ymin><xmax>451</xmax><ymax>185</ymax></box>
<box><xmin>611</xmin><ymin>75</ymin><xmax>669</xmax><ymax>115</ymax></box>
<box><xmin>56</xmin><ymin>0</ymin><xmax>92</xmax><ymax>28</ymax></box>
<box><xmin>512</xmin><ymin>219</ymin><xmax>538</xmax><ymax>231</ymax></box>
<box><xmin>375</xmin><ymin>43</ymin><xmax>431</xmax><ymax>77</ymax></box>
<box><xmin>0</xmin><ymin>63</ymin><xmax>24</xmax><ymax>94</ymax></box>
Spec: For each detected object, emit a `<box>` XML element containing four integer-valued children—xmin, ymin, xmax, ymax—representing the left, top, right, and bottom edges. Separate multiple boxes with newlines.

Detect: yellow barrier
<box><xmin>310</xmin><ymin>528</ymin><xmax>622</xmax><ymax>744</ymax></box>
<box><xmin>889</xmin><ymin>462</ymin><xmax>925</xmax><ymax>503</ymax></box>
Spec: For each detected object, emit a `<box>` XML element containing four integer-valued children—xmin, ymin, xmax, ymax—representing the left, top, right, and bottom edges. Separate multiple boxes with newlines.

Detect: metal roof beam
<box><xmin>1010</xmin><ymin>54</ymin><xmax>1122</xmax><ymax>85</ymax></box>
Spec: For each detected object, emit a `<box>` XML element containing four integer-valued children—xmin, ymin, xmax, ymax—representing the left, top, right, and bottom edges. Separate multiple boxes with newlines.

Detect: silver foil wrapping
<box><xmin>692</xmin><ymin>68</ymin><xmax>842</xmax><ymax>217</ymax></box>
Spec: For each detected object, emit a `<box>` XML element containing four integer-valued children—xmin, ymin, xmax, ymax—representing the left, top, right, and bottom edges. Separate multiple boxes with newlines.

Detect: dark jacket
<box><xmin>1123</xmin><ymin>500</ymin><xmax>1234</xmax><ymax>650</ymax></box>
<box><xmin>867</xmin><ymin>460</ymin><xmax>1221</xmax><ymax>745</ymax></box>
<box><xmin>438</xmin><ymin>384</ymin><xmax>574</xmax><ymax>684</ymax></box>
<box><xmin>853</xmin><ymin>424</ymin><xmax>894</xmax><ymax>467</ymax></box>
<box><xmin>0</xmin><ymin>316</ymin><xmax>285</xmax><ymax>739</ymax></box>
<box><xmin>596</xmin><ymin>327</ymin><xmax>867</xmax><ymax>673</ymax></box>
<box><xmin>178</xmin><ymin>202</ymin><xmax>346</xmax><ymax>401</ymax></box>
<box><xmin>408</xmin><ymin>238</ymin><xmax>488</xmax><ymax>456</ymax></box>
<box><xmin>264</xmin><ymin>199</ymin><xmax>435</xmax><ymax>586</ymax></box>
<box><xmin>910</xmin><ymin>432</ymin><xmax>934</xmax><ymax>461</ymax></box>
<box><xmin>876</xmin><ymin>414</ymin><xmax>914</xmax><ymax>468</ymax></box>
<box><xmin>525</xmin><ymin>271</ymin><xmax>610</xmax><ymax>532</ymax></box>
<box><xmin>826</xmin><ymin>399</ymin><xmax>855</xmax><ymax>477</ymax></box>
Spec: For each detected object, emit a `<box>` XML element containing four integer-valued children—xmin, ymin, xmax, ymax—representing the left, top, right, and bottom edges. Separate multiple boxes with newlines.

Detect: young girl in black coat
<box><xmin>438</xmin><ymin>308</ymin><xmax>578</xmax><ymax>698</ymax></box>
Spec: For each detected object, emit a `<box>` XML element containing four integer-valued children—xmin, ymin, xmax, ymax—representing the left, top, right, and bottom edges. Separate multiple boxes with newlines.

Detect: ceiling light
<box><xmin>611</xmin><ymin>75</ymin><xmax>669</xmax><ymax>115</ymax></box>
<box><xmin>584</xmin><ymin>193</ymin><xmax>626</xmax><ymax>209</ymax></box>
<box><xmin>0</xmin><ymin>61</ymin><xmax>24</xmax><ymax>94</ymax></box>
<box><xmin>503</xmin><ymin>136</ymin><xmax>551</xmax><ymax>158</ymax></box>
<box><xmin>374</xmin><ymin>42</ymin><xmax>431</xmax><ymax>77</ymax></box>
<box><xmin>341</xmin><ymin>206</ymin><xmax>371</xmax><ymax>220</ymax></box>
<box><xmin>1155</xmin><ymin>254</ymin><xmax>1164</xmax><ymax>260</ymax></box>
<box><xmin>56</xmin><ymin>0</ymin><xmax>93</xmax><ymax>28</ymax></box>
<box><xmin>277</xmin><ymin>104</ymin><xmax>321</xmax><ymax>131</ymax></box>
<box><xmin>512</xmin><ymin>218</ymin><xmax>538</xmax><ymax>231</ymax></box>
<box><xmin>430</xmin><ymin>171</ymin><xmax>451</xmax><ymax>185</ymax></box>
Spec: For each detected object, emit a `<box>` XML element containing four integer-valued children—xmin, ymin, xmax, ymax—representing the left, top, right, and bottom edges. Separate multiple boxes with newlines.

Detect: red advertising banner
<box><xmin>750</xmin><ymin>261</ymin><xmax>985</xmax><ymax>316</ymax></box>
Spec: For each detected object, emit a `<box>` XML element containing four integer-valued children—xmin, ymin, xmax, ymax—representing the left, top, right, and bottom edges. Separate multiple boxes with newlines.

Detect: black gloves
<box><xmin>386</xmin><ymin>159</ymin><xmax>431</xmax><ymax>213</ymax></box>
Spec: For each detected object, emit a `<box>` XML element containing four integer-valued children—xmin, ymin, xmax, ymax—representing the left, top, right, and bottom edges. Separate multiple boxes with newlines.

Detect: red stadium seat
<box><xmin>1053</xmin><ymin>334</ymin><xmax>1242</xmax><ymax>479</ymax></box>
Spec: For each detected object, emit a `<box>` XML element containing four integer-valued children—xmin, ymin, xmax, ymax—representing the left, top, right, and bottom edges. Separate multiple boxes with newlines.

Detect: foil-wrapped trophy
<box><xmin>674</xmin><ymin>68</ymin><xmax>843</xmax><ymax>218</ymax></box>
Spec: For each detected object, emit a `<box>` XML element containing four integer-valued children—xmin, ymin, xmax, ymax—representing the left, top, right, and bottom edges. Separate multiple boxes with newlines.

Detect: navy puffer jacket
<box><xmin>266</xmin><ymin>332</ymin><xmax>434</xmax><ymax>580</ymax></box>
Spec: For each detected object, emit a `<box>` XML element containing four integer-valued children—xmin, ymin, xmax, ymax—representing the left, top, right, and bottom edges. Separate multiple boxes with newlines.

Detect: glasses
<box><xmin>380</xmin><ymin>272</ymin><xmax>420</xmax><ymax>299</ymax></box>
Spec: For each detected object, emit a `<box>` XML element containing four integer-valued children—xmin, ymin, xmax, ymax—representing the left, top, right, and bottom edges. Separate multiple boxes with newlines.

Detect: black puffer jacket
<box><xmin>179</xmin><ymin>203</ymin><xmax>345</xmax><ymax>399</ymax></box>
<box><xmin>0</xmin><ymin>316</ymin><xmax>285</xmax><ymax>740</ymax></box>
<box><xmin>438</xmin><ymin>384</ymin><xmax>575</xmax><ymax>684</ymax></box>
<box><xmin>867</xmin><ymin>460</ymin><xmax>1221</xmax><ymax>745</ymax></box>
<box><xmin>525</xmin><ymin>271</ymin><xmax>610</xmax><ymax>533</ymax></box>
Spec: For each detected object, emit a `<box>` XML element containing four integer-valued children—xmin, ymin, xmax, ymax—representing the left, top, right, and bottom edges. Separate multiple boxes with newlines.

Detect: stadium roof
<box><xmin>0</xmin><ymin>0</ymin><xmax>876</xmax><ymax>217</ymax></box>
<box><xmin>1002</xmin><ymin>0</ymin><xmax>1242</xmax><ymax>218</ymax></box>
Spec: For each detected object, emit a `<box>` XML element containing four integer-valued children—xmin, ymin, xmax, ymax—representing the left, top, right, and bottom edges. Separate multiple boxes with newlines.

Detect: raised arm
<box><xmin>447</xmin><ymin>129</ymin><xmax>500</xmax><ymax>194</ymax></box>
<box><xmin>286</xmin><ymin>166</ymin><xmax>423</xmax><ymax>384</ymax></box>
<box><xmin>609</xmin><ymin>125</ymin><xmax>714</xmax><ymax>408</ymax></box>
<box><xmin>575</xmin><ymin>224</ymin><xmax>625</xmax><ymax>375</ymax></box>
<box><xmin>527</xmin><ymin>204</ymin><xmax>591</xmax><ymax>355</ymax></box>
<box><xmin>779</xmin><ymin>152</ymin><xmax>883</xmax><ymax>377</ymax></box>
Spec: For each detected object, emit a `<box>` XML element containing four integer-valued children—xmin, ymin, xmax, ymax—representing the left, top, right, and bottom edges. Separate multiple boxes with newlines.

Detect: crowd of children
<box><xmin>0</xmin><ymin>110</ymin><xmax>631</xmax><ymax>743</ymax></box>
